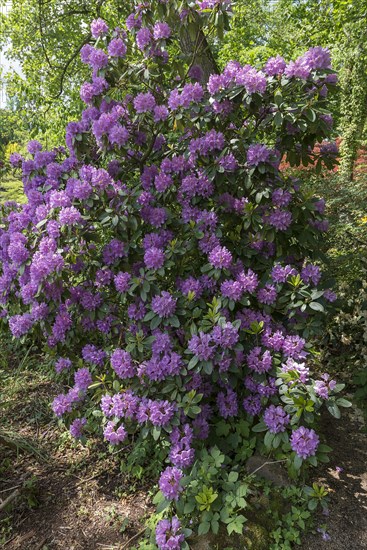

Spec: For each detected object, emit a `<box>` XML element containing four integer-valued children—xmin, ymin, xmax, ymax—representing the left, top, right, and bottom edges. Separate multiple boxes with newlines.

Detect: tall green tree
<box><xmin>0</xmin><ymin>0</ymin><xmax>127</xmax><ymax>143</ymax></box>
<box><xmin>337</xmin><ymin>21</ymin><xmax>367</xmax><ymax>179</ymax></box>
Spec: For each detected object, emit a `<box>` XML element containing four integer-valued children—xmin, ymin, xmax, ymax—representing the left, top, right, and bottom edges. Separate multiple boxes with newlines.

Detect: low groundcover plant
<box><xmin>0</xmin><ymin>1</ymin><xmax>350</xmax><ymax>547</ymax></box>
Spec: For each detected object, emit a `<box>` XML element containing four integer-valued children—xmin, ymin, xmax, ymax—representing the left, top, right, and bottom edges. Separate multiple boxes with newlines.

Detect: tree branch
<box><xmin>50</xmin><ymin>33</ymin><xmax>91</xmax><ymax>100</ymax></box>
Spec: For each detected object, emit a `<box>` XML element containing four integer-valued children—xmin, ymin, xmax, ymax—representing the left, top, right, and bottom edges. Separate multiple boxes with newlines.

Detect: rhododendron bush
<box><xmin>0</xmin><ymin>1</ymin><xmax>350</xmax><ymax>547</ymax></box>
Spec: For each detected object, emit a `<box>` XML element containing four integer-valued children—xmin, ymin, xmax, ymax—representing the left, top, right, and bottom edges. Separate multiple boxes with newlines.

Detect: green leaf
<box><xmin>294</xmin><ymin>454</ymin><xmax>303</xmax><ymax>470</ymax></box>
<box><xmin>274</xmin><ymin>111</ymin><xmax>283</xmax><ymax>127</ymax></box>
<box><xmin>308</xmin><ymin>455</ymin><xmax>317</xmax><ymax>466</ymax></box>
<box><xmin>211</xmin><ymin>519</ymin><xmax>219</xmax><ymax>534</ymax></box>
<box><xmin>112</xmin><ymin>380</ymin><xmax>120</xmax><ymax>392</ymax></box>
<box><xmin>308</xmin><ymin>498</ymin><xmax>318</xmax><ymax>511</ymax></box>
<box><xmin>188</xmin><ymin>355</ymin><xmax>199</xmax><ymax>370</ymax></box>
<box><xmin>169</xmin><ymin>315</ymin><xmax>180</xmax><ymax>328</ymax></box>
<box><xmin>203</xmin><ymin>361</ymin><xmax>213</xmax><ymax>375</ymax></box>
<box><xmin>336</xmin><ymin>398</ymin><xmax>352</xmax><ymax>408</ymax></box>
<box><xmin>318</xmin><ymin>444</ymin><xmax>332</xmax><ymax>453</ymax></box>
<box><xmin>304</xmin><ymin>108</ymin><xmax>316</xmax><ymax>122</ymax></box>
<box><xmin>150</xmin><ymin>316</ymin><xmax>162</xmax><ymax>330</ymax></box>
<box><xmin>317</xmin><ymin>453</ymin><xmax>330</xmax><ymax>463</ymax></box>
<box><xmin>228</xmin><ymin>471</ymin><xmax>239</xmax><ymax>483</ymax></box>
<box><xmin>309</xmin><ymin>301</ymin><xmax>324</xmax><ymax>312</ymax></box>
<box><xmin>198</xmin><ymin>522</ymin><xmax>210</xmax><ymax>536</ymax></box>
<box><xmin>152</xmin><ymin>426</ymin><xmax>161</xmax><ymax>441</ymax></box>
<box><xmin>236</xmin><ymin>485</ymin><xmax>248</xmax><ymax>498</ymax></box>
<box><xmin>274</xmin><ymin>90</ymin><xmax>283</xmax><ymax>106</ymax></box>
<box><xmin>184</xmin><ymin>500</ymin><xmax>196</xmax><ymax>514</ymax></box>
<box><xmin>152</xmin><ymin>490</ymin><xmax>164</xmax><ymax>505</ymax></box>
<box><xmin>156</xmin><ymin>498</ymin><xmax>170</xmax><ymax>513</ymax></box>
<box><xmin>143</xmin><ymin>310</ymin><xmax>156</xmax><ymax>322</ymax></box>
<box><xmin>188</xmin><ymin>405</ymin><xmax>201</xmax><ymax>417</ymax></box>
<box><xmin>326</xmin><ymin>401</ymin><xmax>341</xmax><ymax>419</ymax></box>
<box><xmin>216</xmin><ymin>422</ymin><xmax>230</xmax><ymax>437</ymax></box>
<box><xmin>227</xmin><ymin>515</ymin><xmax>246</xmax><ymax>535</ymax></box>
<box><xmin>252</xmin><ymin>422</ymin><xmax>267</xmax><ymax>432</ymax></box>
<box><xmin>264</xmin><ymin>430</ymin><xmax>275</xmax><ymax>448</ymax></box>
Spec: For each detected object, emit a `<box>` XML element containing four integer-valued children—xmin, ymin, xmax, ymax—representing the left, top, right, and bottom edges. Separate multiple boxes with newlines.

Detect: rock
<box><xmin>245</xmin><ymin>455</ymin><xmax>290</xmax><ymax>487</ymax></box>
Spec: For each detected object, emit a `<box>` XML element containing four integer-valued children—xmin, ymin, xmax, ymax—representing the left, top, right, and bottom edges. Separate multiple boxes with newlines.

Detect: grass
<box><xmin>0</xmin><ymin>173</ymin><xmax>25</xmax><ymax>203</ymax></box>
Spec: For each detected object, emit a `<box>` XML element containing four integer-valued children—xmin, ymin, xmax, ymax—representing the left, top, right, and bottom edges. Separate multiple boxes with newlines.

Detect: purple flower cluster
<box><xmin>212</xmin><ymin>322</ymin><xmax>239</xmax><ymax>348</ymax></box>
<box><xmin>290</xmin><ymin>426</ymin><xmax>319</xmax><ymax>459</ymax></box>
<box><xmin>271</xmin><ymin>264</ymin><xmax>296</xmax><ymax>283</ymax></box>
<box><xmin>108</xmin><ymin>38</ymin><xmax>127</xmax><ymax>58</ymax></box>
<box><xmin>217</xmin><ymin>387</ymin><xmax>238</xmax><ymax>418</ymax></box>
<box><xmin>301</xmin><ymin>264</ymin><xmax>321</xmax><ymax>286</ymax></box>
<box><xmin>134</xmin><ymin>92</ymin><xmax>156</xmax><ymax>113</ymax></box>
<box><xmin>155</xmin><ymin>517</ymin><xmax>185</xmax><ymax>550</ymax></box>
<box><xmin>153</xmin><ymin>22</ymin><xmax>171</xmax><ymax>40</ymax></box>
<box><xmin>159</xmin><ymin>466</ymin><xmax>183</xmax><ymax>500</ymax></box>
<box><xmin>103</xmin><ymin>421</ymin><xmax>127</xmax><ymax>444</ymax></box>
<box><xmin>247</xmin><ymin>144</ymin><xmax>273</xmax><ymax>166</ymax></box>
<box><xmin>70</xmin><ymin>417</ymin><xmax>87</xmax><ymax>438</ymax></box>
<box><xmin>111</xmin><ymin>349</ymin><xmax>135</xmax><ymax>379</ymax></box>
<box><xmin>247</xmin><ymin>347</ymin><xmax>273</xmax><ymax>373</ymax></box>
<box><xmin>188</xmin><ymin>331</ymin><xmax>215</xmax><ymax>360</ymax></box>
<box><xmin>55</xmin><ymin>357</ymin><xmax>72</xmax><ymax>373</ymax></box>
<box><xmin>91</xmin><ymin>18</ymin><xmax>108</xmax><ymax>38</ymax></box>
<box><xmin>314</xmin><ymin>374</ymin><xmax>336</xmax><ymax>399</ymax></box>
<box><xmin>144</xmin><ymin>247</ymin><xmax>165</xmax><ymax>269</ymax></box>
<box><xmin>151</xmin><ymin>291</ymin><xmax>176</xmax><ymax>318</ymax></box>
<box><xmin>208</xmin><ymin>245</ymin><xmax>232</xmax><ymax>269</ymax></box>
<box><xmin>169</xmin><ymin>424</ymin><xmax>195</xmax><ymax>468</ymax></box>
<box><xmin>243</xmin><ymin>395</ymin><xmax>262</xmax><ymax>416</ymax></box>
<box><xmin>263</xmin><ymin>405</ymin><xmax>290</xmax><ymax>433</ymax></box>
<box><xmin>264</xmin><ymin>55</ymin><xmax>286</xmax><ymax>76</ymax></box>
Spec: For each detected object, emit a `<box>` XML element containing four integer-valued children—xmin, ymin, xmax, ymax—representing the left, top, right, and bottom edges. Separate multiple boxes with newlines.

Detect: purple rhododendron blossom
<box><xmin>264</xmin><ymin>55</ymin><xmax>286</xmax><ymax>76</ymax></box>
<box><xmin>151</xmin><ymin>291</ymin><xmax>176</xmax><ymax>318</ymax></box>
<box><xmin>70</xmin><ymin>417</ymin><xmax>87</xmax><ymax>438</ymax></box>
<box><xmin>155</xmin><ymin>517</ymin><xmax>185</xmax><ymax>550</ymax></box>
<box><xmin>247</xmin><ymin>144</ymin><xmax>272</xmax><ymax>166</ymax></box>
<box><xmin>144</xmin><ymin>247</ymin><xmax>165</xmax><ymax>269</ymax></box>
<box><xmin>111</xmin><ymin>349</ymin><xmax>135</xmax><ymax>378</ymax></box>
<box><xmin>90</xmin><ymin>18</ymin><xmax>108</xmax><ymax>38</ymax></box>
<box><xmin>103</xmin><ymin>421</ymin><xmax>127</xmax><ymax>444</ymax></box>
<box><xmin>55</xmin><ymin>357</ymin><xmax>72</xmax><ymax>373</ymax></box>
<box><xmin>153</xmin><ymin>22</ymin><xmax>171</xmax><ymax>40</ymax></box>
<box><xmin>136</xmin><ymin>27</ymin><xmax>152</xmax><ymax>50</ymax></box>
<box><xmin>209</xmin><ymin>245</ymin><xmax>232</xmax><ymax>269</ymax></box>
<box><xmin>290</xmin><ymin>426</ymin><xmax>319</xmax><ymax>459</ymax></box>
<box><xmin>263</xmin><ymin>405</ymin><xmax>290</xmax><ymax>433</ymax></box>
<box><xmin>159</xmin><ymin>466</ymin><xmax>183</xmax><ymax>500</ymax></box>
<box><xmin>134</xmin><ymin>92</ymin><xmax>156</xmax><ymax>113</ymax></box>
<box><xmin>108</xmin><ymin>38</ymin><xmax>127</xmax><ymax>57</ymax></box>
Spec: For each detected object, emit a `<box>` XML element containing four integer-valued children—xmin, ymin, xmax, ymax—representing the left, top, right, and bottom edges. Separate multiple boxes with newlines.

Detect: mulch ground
<box><xmin>301</xmin><ymin>405</ymin><xmax>367</xmax><ymax>550</ymax></box>
<box><xmin>0</xmin><ymin>371</ymin><xmax>152</xmax><ymax>549</ymax></box>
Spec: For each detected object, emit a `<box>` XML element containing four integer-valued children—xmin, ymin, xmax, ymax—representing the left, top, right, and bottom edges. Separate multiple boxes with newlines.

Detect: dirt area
<box><xmin>0</xmin><ymin>371</ymin><xmax>152</xmax><ymax>549</ymax></box>
<box><xmin>301</xmin><ymin>406</ymin><xmax>367</xmax><ymax>550</ymax></box>
<box><xmin>1</xmin><ymin>367</ymin><xmax>366</xmax><ymax>550</ymax></box>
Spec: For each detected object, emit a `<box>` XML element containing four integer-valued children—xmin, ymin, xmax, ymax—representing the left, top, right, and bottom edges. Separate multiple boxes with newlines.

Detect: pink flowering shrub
<box><xmin>1</xmin><ymin>1</ymin><xmax>350</xmax><ymax>547</ymax></box>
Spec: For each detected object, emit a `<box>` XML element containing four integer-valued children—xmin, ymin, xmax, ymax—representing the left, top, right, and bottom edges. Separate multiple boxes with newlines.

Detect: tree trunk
<box><xmin>178</xmin><ymin>12</ymin><xmax>219</xmax><ymax>84</ymax></box>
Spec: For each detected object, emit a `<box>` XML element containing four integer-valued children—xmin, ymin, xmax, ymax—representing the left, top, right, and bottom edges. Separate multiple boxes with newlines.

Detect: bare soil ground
<box><xmin>0</xmin><ymin>367</ymin><xmax>152</xmax><ymax>549</ymax></box>
<box><xmin>301</xmin><ymin>406</ymin><xmax>367</xmax><ymax>550</ymax></box>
